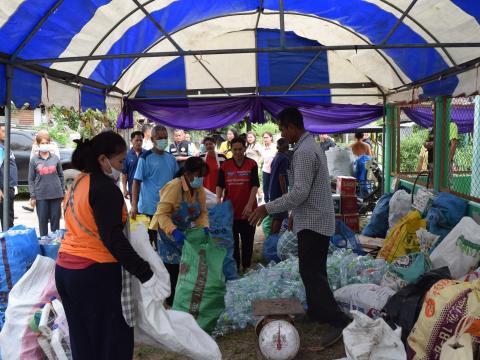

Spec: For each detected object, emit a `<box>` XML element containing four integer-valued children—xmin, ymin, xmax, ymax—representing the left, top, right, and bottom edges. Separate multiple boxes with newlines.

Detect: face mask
<box><xmin>190</xmin><ymin>176</ymin><xmax>204</xmax><ymax>189</ymax></box>
<box><xmin>104</xmin><ymin>158</ymin><xmax>121</xmax><ymax>182</ymax></box>
<box><xmin>39</xmin><ymin>144</ymin><xmax>50</xmax><ymax>153</ymax></box>
<box><xmin>155</xmin><ymin>139</ymin><xmax>168</xmax><ymax>150</ymax></box>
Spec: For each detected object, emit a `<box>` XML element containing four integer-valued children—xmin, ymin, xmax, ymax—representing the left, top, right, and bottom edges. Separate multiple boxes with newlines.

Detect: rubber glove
<box><xmin>172</xmin><ymin>229</ymin><xmax>186</xmax><ymax>247</ymax></box>
<box><xmin>141</xmin><ymin>274</ymin><xmax>165</xmax><ymax>300</ymax></box>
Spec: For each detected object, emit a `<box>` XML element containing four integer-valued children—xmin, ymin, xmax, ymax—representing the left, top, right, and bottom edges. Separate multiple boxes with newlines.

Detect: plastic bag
<box><xmin>263</xmin><ymin>234</ymin><xmax>281</xmax><ymax>263</ymax></box>
<box><xmin>0</xmin><ymin>256</ymin><xmax>59</xmax><ymax>359</ymax></box>
<box><xmin>262</xmin><ymin>216</ymin><xmax>272</xmax><ymax>238</ymax></box>
<box><xmin>334</xmin><ymin>284</ymin><xmax>395</xmax><ymax>319</ymax></box>
<box><xmin>407</xmin><ymin>279</ymin><xmax>480</xmax><ymax>360</ymax></box>
<box><xmin>362</xmin><ymin>193</ymin><xmax>393</xmax><ymax>238</ymax></box>
<box><xmin>173</xmin><ymin>228</ymin><xmax>226</xmax><ymax>333</ymax></box>
<box><xmin>426</xmin><ymin>192</ymin><xmax>468</xmax><ymax>243</ymax></box>
<box><xmin>204</xmin><ymin>188</ymin><xmax>217</xmax><ymax>209</ymax></box>
<box><xmin>382</xmin><ymin>267</ymin><xmax>452</xmax><ymax>343</ymax></box>
<box><xmin>208</xmin><ymin>201</ymin><xmax>238</xmax><ymax>280</ymax></box>
<box><xmin>381</xmin><ymin>253</ymin><xmax>432</xmax><ymax>291</ymax></box>
<box><xmin>277</xmin><ymin>231</ymin><xmax>298</xmax><ymax>261</ymax></box>
<box><xmin>439</xmin><ymin>317</ymin><xmax>474</xmax><ymax>360</ymax></box>
<box><xmin>378</xmin><ymin>211</ymin><xmax>425</xmax><ymax>263</ymax></box>
<box><xmin>0</xmin><ymin>225</ymin><xmax>40</xmax><ymax>328</ymax></box>
<box><xmin>331</xmin><ymin>220</ymin><xmax>365</xmax><ymax>255</ymax></box>
<box><xmin>129</xmin><ymin>217</ymin><xmax>222</xmax><ymax>360</ymax></box>
<box><xmin>430</xmin><ymin>217</ymin><xmax>480</xmax><ymax>279</ymax></box>
<box><xmin>328</xmin><ymin>249</ymin><xmax>388</xmax><ymax>291</ymax></box>
<box><xmin>342</xmin><ymin>310</ymin><xmax>406</xmax><ymax>360</ymax></box>
<box><xmin>326</xmin><ymin>147</ymin><xmax>355</xmax><ymax>179</ymax></box>
<box><xmin>388</xmin><ymin>190</ymin><xmax>411</xmax><ymax>229</ymax></box>
<box><xmin>416</xmin><ymin>229</ymin><xmax>439</xmax><ymax>254</ymax></box>
<box><xmin>214</xmin><ymin>258</ymin><xmax>306</xmax><ymax>336</ymax></box>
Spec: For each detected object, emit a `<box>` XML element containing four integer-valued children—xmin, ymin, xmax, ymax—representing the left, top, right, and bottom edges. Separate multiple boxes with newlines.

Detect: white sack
<box><xmin>0</xmin><ymin>256</ymin><xmax>58</xmax><ymax>360</ymax></box>
<box><xmin>430</xmin><ymin>216</ymin><xmax>480</xmax><ymax>279</ymax></box>
<box><xmin>343</xmin><ymin>310</ymin><xmax>406</xmax><ymax>360</ymax></box>
<box><xmin>129</xmin><ymin>216</ymin><xmax>222</xmax><ymax>360</ymax></box>
<box><xmin>326</xmin><ymin>147</ymin><xmax>355</xmax><ymax>179</ymax></box>
<box><xmin>388</xmin><ymin>190</ymin><xmax>411</xmax><ymax>228</ymax></box>
<box><xmin>334</xmin><ymin>284</ymin><xmax>395</xmax><ymax>319</ymax></box>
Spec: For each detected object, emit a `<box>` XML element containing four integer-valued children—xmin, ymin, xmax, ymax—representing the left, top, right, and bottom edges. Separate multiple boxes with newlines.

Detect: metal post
<box><xmin>442</xmin><ymin>98</ymin><xmax>452</xmax><ymax>189</ymax></box>
<box><xmin>472</xmin><ymin>95</ymin><xmax>480</xmax><ymax>198</ymax></box>
<box><xmin>279</xmin><ymin>0</ymin><xmax>285</xmax><ymax>48</ymax></box>
<box><xmin>384</xmin><ymin>104</ymin><xmax>393</xmax><ymax>193</ymax></box>
<box><xmin>433</xmin><ymin>96</ymin><xmax>446</xmax><ymax>192</ymax></box>
<box><xmin>3</xmin><ymin>65</ymin><xmax>12</xmax><ymax>229</ymax></box>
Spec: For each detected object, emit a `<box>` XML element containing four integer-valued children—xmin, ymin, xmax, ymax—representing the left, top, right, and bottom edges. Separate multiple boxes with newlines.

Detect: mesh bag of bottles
<box><xmin>213</xmin><ymin>257</ymin><xmax>306</xmax><ymax>336</ymax></box>
<box><xmin>327</xmin><ymin>249</ymin><xmax>388</xmax><ymax>291</ymax></box>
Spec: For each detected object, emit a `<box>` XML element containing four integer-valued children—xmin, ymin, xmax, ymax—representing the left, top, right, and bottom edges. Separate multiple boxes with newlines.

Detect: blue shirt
<box><xmin>122</xmin><ymin>147</ymin><xmax>145</xmax><ymax>194</ymax></box>
<box><xmin>269</xmin><ymin>152</ymin><xmax>289</xmax><ymax>201</ymax></box>
<box><xmin>134</xmin><ymin>150</ymin><xmax>179</xmax><ymax>215</ymax></box>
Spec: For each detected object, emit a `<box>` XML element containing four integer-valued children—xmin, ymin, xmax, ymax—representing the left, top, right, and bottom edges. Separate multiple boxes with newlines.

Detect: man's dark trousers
<box><xmin>297</xmin><ymin>229</ymin><xmax>349</xmax><ymax>327</ymax></box>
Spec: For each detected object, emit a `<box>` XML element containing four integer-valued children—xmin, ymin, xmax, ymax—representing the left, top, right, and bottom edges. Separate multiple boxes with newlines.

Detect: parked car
<box><xmin>10</xmin><ymin>129</ymin><xmax>78</xmax><ymax>188</ymax></box>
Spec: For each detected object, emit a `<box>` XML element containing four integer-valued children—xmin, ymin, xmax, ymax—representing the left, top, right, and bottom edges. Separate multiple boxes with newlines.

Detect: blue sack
<box><xmin>331</xmin><ymin>220</ymin><xmax>365</xmax><ymax>255</ymax></box>
<box><xmin>354</xmin><ymin>155</ymin><xmax>373</xmax><ymax>198</ymax></box>
<box><xmin>263</xmin><ymin>234</ymin><xmax>281</xmax><ymax>263</ymax></box>
<box><xmin>362</xmin><ymin>193</ymin><xmax>393</xmax><ymax>238</ymax></box>
<box><xmin>0</xmin><ymin>225</ymin><xmax>40</xmax><ymax>328</ymax></box>
<box><xmin>40</xmin><ymin>243</ymin><xmax>60</xmax><ymax>260</ymax></box>
<box><xmin>426</xmin><ymin>192</ymin><xmax>468</xmax><ymax>244</ymax></box>
<box><xmin>208</xmin><ymin>201</ymin><xmax>238</xmax><ymax>280</ymax></box>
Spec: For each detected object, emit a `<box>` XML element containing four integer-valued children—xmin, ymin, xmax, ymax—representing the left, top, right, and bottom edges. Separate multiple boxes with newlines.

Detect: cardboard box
<box><xmin>343</xmin><ymin>213</ymin><xmax>360</xmax><ymax>233</ymax></box>
<box><xmin>336</xmin><ymin>176</ymin><xmax>356</xmax><ymax>195</ymax></box>
<box><xmin>332</xmin><ymin>194</ymin><xmax>341</xmax><ymax>214</ymax></box>
<box><xmin>341</xmin><ymin>195</ymin><xmax>358</xmax><ymax>214</ymax></box>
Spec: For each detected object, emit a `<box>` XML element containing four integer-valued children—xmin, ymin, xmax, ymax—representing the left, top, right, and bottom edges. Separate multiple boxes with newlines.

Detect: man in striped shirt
<box><xmin>249</xmin><ymin>107</ymin><xmax>350</xmax><ymax>349</ymax></box>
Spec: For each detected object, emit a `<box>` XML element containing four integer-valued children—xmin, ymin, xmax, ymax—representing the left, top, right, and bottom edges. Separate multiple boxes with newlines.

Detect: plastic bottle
<box><xmin>38</xmin><ymin>302</ymin><xmax>53</xmax><ymax>337</ymax></box>
<box><xmin>37</xmin><ymin>334</ymin><xmax>56</xmax><ymax>360</ymax></box>
<box><xmin>51</xmin><ymin>327</ymin><xmax>72</xmax><ymax>360</ymax></box>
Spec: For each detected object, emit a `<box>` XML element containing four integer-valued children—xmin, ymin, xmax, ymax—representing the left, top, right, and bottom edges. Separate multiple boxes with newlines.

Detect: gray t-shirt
<box><xmin>28</xmin><ymin>154</ymin><xmax>65</xmax><ymax>200</ymax></box>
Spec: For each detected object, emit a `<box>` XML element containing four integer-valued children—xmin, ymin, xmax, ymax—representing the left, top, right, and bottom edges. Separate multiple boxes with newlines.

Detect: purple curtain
<box><xmin>403</xmin><ymin>105</ymin><xmax>473</xmax><ymax>133</ymax></box>
<box><xmin>117</xmin><ymin>97</ymin><xmax>384</xmax><ymax>133</ymax></box>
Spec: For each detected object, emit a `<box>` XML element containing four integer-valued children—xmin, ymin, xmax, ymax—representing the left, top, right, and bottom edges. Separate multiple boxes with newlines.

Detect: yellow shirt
<box><xmin>219</xmin><ymin>141</ymin><xmax>233</xmax><ymax>159</ymax></box>
<box><xmin>149</xmin><ymin>176</ymin><xmax>208</xmax><ymax>235</ymax></box>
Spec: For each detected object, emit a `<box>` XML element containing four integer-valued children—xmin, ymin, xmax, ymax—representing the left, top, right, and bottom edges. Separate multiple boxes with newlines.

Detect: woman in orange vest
<box><xmin>55</xmin><ymin>131</ymin><xmax>164</xmax><ymax>360</ymax></box>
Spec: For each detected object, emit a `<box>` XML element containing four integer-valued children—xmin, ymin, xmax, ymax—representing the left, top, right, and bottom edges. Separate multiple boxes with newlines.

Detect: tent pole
<box><xmin>384</xmin><ymin>103</ymin><xmax>393</xmax><ymax>193</ymax></box>
<box><xmin>3</xmin><ymin>65</ymin><xmax>12</xmax><ymax>229</ymax></box>
<box><xmin>279</xmin><ymin>0</ymin><xmax>285</xmax><ymax>48</ymax></box>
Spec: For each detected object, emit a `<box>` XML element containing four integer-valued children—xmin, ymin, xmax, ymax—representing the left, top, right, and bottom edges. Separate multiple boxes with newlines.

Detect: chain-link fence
<box><xmin>446</xmin><ymin>97</ymin><xmax>477</xmax><ymax>200</ymax></box>
<box><xmin>396</xmin><ymin>101</ymin><xmax>434</xmax><ymax>187</ymax></box>
<box><xmin>392</xmin><ymin>97</ymin><xmax>479</xmax><ymax>202</ymax></box>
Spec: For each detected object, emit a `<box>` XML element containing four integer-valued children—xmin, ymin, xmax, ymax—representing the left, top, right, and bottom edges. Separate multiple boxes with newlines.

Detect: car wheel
<box><xmin>63</xmin><ymin>169</ymin><xmax>81</xmax><ymax>191</ymax></box>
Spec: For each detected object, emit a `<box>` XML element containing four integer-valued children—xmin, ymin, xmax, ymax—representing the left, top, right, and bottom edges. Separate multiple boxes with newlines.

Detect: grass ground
<box><xmin>133</xmin><ymin>220</ymin><xmax>353</xmax><ymax>360</ymax></box>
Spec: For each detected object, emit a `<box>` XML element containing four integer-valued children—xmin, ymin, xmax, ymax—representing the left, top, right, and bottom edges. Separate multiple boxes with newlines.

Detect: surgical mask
<box><xmin>39</xmin><ymin>144</ymin><xmax>50</xmax><ymax>153</ymax></box>
<box><xmin>190</xmin><ymin>176</ymin><xmax>204</xmax><ymax>189</ymax></box>
<box><xmin>155</xmin><ymin>139</ymin><xmax>168</xmax><ymax>150</ymax></box>
<box><xmin>104</xmin><ymin>159</ymin><xmax>121</xmax><ymax>182</ymax></box>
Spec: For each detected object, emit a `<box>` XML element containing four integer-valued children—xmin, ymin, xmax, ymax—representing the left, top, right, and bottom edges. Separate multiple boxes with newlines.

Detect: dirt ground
<box><xmin>133</xmin><ymin>224</ymin><xmax>349</xmax><ymax>360</ymax></box>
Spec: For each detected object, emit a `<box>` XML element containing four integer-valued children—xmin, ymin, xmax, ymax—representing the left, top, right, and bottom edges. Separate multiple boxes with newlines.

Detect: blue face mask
<box><xmin>155</xmin><ymin>139</ymin><xmax>168</xmax><ymax>150</ymax></box>
<box><xmin>190</xmin><ymin>176</ymin><xmax>204</xmax><ymax>189</ymax></box>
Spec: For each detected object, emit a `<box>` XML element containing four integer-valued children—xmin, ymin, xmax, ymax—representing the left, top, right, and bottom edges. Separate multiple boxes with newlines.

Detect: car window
<box><xmin>11</xmin><ymin>133</ymin><xmax>33</xmax><ymax>151</ymax></box>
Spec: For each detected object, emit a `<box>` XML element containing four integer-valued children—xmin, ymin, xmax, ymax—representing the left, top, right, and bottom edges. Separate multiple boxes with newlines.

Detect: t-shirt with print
<box><xmin>134</xmin><ymin>150</ymin><xmax>179</xmax><ymax>215</ymax></box>
<box><xmin>217</xmin><ymin>158</ymin><xmax>260</xmax><ymax>219</ymax></box>
<box><xmin>28</xmin><ymin>154</ymin><xmax>64</xmax><ymax>200</ymax></box>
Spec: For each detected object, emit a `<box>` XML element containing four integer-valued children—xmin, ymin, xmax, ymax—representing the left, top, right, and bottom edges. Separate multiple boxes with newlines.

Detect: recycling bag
<box><xmin>173</xmin><ymin>228</ymin><xmax>227</xmax><ymax>333</ymax></box>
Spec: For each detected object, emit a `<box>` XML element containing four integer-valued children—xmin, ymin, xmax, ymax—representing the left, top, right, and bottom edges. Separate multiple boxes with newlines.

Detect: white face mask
<box><xmin>104</xmin><ymin>158</ymin><xmax>121</xmax><ymax>181</ymax></box>
<box><xmin>39</xmin><ymin>144</ymin><xmax>50</xmax><ymax>153</ymax></box>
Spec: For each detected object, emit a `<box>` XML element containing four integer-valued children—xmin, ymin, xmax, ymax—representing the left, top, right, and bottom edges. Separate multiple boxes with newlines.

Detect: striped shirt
<box><xmin>265</xmin><ymin>132</ymin><xmax>335</xmax><ymax>237</ymax></box>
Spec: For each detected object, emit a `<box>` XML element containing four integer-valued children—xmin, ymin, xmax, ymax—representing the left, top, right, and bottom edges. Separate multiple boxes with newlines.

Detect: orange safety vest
<box><xmin>59</xmin><ymin>173</ymin><xmax>127</xmax><ymax>263</ymax></box>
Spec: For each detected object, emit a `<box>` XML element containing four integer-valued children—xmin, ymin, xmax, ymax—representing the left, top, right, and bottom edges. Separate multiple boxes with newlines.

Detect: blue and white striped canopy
<box><xmin>0</xmin><ymin>0</ymin><xmax>479</xmax><ymax>110</ymax></box>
